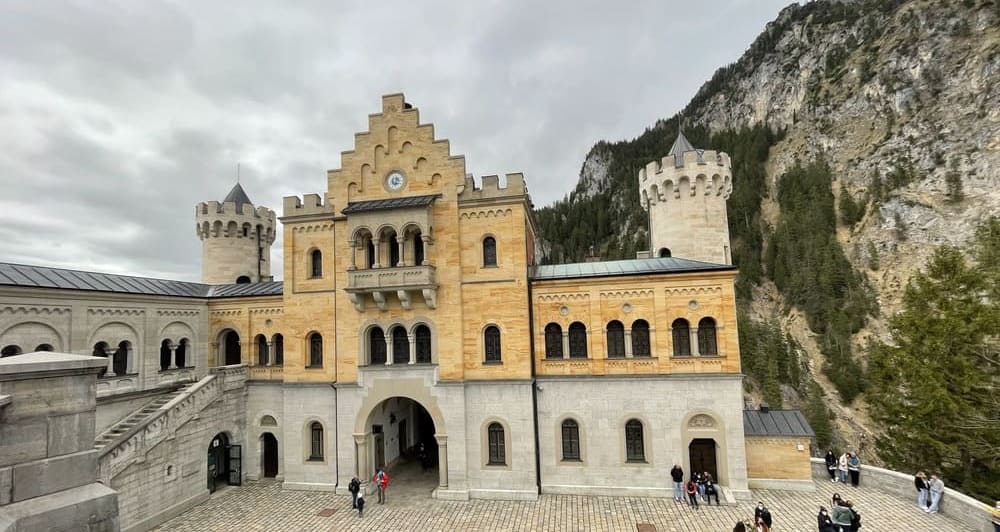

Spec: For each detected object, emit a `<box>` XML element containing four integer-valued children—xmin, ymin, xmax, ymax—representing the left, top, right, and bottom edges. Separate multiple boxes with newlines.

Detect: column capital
<box><xmin>353</xmin><ymin>432</ymin><xmax>369</xmax><ymax>445</ymax></box>
<box><xmin>434</xmin><ymin>434</ymin><xmax>448</xmax><ymax>445</ymax></box>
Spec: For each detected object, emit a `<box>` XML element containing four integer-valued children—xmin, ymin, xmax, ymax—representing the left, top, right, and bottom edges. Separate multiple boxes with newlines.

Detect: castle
<box><xmin>0</xmin><ymin>94</ymin><xmax>813</xmax><ymax>531</ymax></box>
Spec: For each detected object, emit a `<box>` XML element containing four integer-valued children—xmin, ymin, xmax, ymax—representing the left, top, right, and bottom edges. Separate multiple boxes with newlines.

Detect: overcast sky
<box><xmin>0</xmin><ymin>0</ymin><xmax>790</xmax><ymax>282</ymax></box>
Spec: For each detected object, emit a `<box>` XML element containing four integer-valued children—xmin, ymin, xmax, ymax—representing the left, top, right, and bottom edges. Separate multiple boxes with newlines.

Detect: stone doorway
<box><xmin>689</xmin><ymin>438</ymin><xmax>718</xmax><ymax>481</ymax></box>
<box><xmin>356</xmin><ymin>395</ymin><xmax>443</xmax><ymax>497</ymax></box>
<box><xmin>207</xmin><ymin>433</ymin><xmax>230</xmax><ymax>493</ymax></box>
<box><xmin>262</xmin><ymin>432</ymin><xmax>279</xmax><ymax>478</ymax></box>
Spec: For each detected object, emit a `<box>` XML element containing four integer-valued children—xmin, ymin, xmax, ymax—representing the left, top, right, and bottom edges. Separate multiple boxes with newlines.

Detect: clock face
<box><xmin>386</xmin><ymin>171</ymin><xmax>406</xmax><ymax>191</ymax></box>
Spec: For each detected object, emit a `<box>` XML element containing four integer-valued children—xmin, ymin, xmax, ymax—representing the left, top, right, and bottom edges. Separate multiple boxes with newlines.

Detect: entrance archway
<box><xmin>681</xmin><ymin>411</ymin><xmax>728</xmax><ymax>486</ymax></box>
<box><xmin>261</xmin><ymin>433</ymin><xmax>279</xmax><ymax>478</ymax></box>
<box><xmin>689</xmin><ymin>438</ymin><xmax>719</xmax><ymax>481</ymax></box>
<box><xmin>207</xmin><ymin>432</ymin><xmax>241</xmax><ymax>492</ymax></box>
<box><xmin>355</xmin><ymin>389</ymin><xmax>447</xmax><ymax>497</ymax></box>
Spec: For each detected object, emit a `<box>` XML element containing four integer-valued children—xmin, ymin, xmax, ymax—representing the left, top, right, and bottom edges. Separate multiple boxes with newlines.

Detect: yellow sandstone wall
<box><xmin>745</xmin><ymin>436</ymin><xmax>813</xmax><ymax>480</ymax></box>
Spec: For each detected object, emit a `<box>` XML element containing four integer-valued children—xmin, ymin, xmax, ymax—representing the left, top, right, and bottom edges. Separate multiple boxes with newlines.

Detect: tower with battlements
<box><xmin>195</xmin><ymin>183</ymin><xmax>276</xmax><ymax>284</ymax></box>
<box><xmin>638</xmin><ymin>131</ymin><xmax>733</xmax><ymax>264</ymax></box>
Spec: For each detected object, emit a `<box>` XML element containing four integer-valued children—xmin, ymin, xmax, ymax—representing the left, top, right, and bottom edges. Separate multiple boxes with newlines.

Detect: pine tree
<box><xmin>803</xmin><ymin>382</ymin><xmax>833</xmax><ymax>450</ymax></box>
<box><xmin>867</xmin><ymin>241</ymin><xmax>880</xmax><ymax>271</ymax></box>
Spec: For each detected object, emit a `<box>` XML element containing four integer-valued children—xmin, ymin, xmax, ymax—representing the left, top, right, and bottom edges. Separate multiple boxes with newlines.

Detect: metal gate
<box><xmin>228</xmin><ymin>444</ymin><xmax>242</xmax><ymax>486</ymax></box>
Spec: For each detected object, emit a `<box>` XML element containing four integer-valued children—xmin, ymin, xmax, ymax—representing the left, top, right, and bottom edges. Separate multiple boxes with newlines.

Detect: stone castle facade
<box><xmin>0</xmin><ymin>94</ymin><xmax>813</xmax><ymax>531</ymax></box>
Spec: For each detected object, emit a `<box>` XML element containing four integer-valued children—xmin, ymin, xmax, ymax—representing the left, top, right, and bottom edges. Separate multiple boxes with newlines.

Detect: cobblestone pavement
<box><xmin>154</xmin><ymin>464</ymin><xmax>972</xmax><ymax>532</ymax></box>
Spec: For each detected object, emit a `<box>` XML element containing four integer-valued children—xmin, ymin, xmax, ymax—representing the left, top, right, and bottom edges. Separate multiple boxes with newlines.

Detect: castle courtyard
<box><xmin>153</xmin><ymin>463</ymin><xmax>970</xmax><ymax>532</ymax></box>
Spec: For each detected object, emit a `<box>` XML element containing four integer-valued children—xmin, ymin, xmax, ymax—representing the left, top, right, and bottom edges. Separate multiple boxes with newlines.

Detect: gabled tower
<box><xmin>195</xmin><ymin>183</ymin><xmax>276</xmax><ymax>284</ymax></box>
<box><xmin>638</xmin><ymin>131</ymin><xmax>733</xmax><ymax>264</ymax></box>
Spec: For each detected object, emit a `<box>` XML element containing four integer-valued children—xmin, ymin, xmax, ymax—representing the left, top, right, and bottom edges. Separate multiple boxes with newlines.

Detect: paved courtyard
<box><xmin>154</xmin><ymin>464</ymin><xmax>971</xmax><ymax>532</ymax></box>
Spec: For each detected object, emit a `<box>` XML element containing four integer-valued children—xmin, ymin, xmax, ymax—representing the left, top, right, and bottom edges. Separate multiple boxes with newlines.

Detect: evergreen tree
<box><xmin>838</xmin><ymin>182</ymin><xmax>863</xmax><ymax>227</ymax></box>
<box><xmin>803</xmin><ymin>382</ymin><xmax>833</xmax><ymax>450</ymax></box>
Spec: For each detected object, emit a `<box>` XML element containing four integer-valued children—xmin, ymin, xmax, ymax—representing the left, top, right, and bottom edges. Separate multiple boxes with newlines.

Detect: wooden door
<box><xmin>689</xmin><ymin>438</ymin><xmax>718</xmax><ymax>480</ymax></box>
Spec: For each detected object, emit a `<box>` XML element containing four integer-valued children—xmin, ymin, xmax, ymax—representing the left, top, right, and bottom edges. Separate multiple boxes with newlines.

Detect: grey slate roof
<box><xmin>341</xmin><ymin>194</ymin><xmax>440</xmax><ymax>214</ymax></box>
<box><xmin>530</xmin><ymin>257</ymin><xmax>735</xmax><ymax>281</ymax></box>
<box><xmin>0</xmin><ymin>262</ymin><xmax>283</xmax><ymax>299</ymax></box>
<box><xmin>223</xmin><ymin>183</ymin><xmax>253</xmax><ymax>210</ymax></box>
<box><xmin>743</xmin><ymin>409</ymin><xmax>815</xmax><ymax>438</ymax></box>
<box><xmin>669</xmin><ymin>130</ymin><xmax>696</xmax><ymax>159</ymax></box>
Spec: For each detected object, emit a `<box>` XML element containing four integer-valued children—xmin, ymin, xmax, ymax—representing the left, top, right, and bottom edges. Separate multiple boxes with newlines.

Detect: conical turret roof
<box><xmin>669</xmin><ymin>130</ymin><xmax>696</xmax><ymax>158</ymax></box>
<box><xmin>223</xmin><ymin>183</ymin><xmax>253</xmax><ymax>211</ymax></box>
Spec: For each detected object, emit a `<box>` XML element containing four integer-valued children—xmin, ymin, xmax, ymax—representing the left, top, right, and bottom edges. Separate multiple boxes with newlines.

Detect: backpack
<box><xmin>760</xmin><ymin>509</ymin><xmax>772</xmax><ymax>527</ymax></box>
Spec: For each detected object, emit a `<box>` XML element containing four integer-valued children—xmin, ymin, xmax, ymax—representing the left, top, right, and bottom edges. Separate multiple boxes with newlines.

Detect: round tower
<box><xmin>195</xmin><ymin>183</ymin><xmax>276</xmax><ymax>284</ymax></box>
<box><xmin>638</xmin><ymin>131</ymin><xmax>733</xmax><ymax>264</ymax></box>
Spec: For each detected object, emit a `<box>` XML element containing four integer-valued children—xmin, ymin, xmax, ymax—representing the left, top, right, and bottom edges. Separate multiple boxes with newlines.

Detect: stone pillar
<box><xmin>103</xmin><ymin>347</ymin><xmax>116</xmax><ymax>377</ymax></box>
<box><xmin>624</xmin><ymin>331</ymin><xmax>633</xmax><ymax>358</ymax></box>
<box><xmin>266</xmin><ymin>342</ymin><xmax>274</xmax><ymax>366</ymax></box>
<box><xmin>396</xmin><ymin>239</ymin><xmax>405</xmax><ymax>267</ymax></box>
<box><xmin>373</xmin><ymin>240</ymin><xmax>381</xmax><ymax>268</ymax></box>
<box><xmin>690</xmin><ymin>328</ymin><xmax>700</xmax><ymax>357</ymax></box>
<box><xmin>212</xmin><ymin>342</ymin><xmax>220</xmax><ymax>367</ymax></box>
<box><xmin>562</xmin><ymin>333</ymin><xmax>570</xmax><ymax>360</ymax></box>
<box><xmin>168</xmin><ymin>344</ymin><xmax>178</xmax><ymax>369</ymax></box>
<box><xmin>434</xmin><ymin>434</ymin><xmax>448</xmax><ymax>488</ymax></box>
<box><xmin>125</xmin><ymin>346</ymin><xmax>135</xmax><ymax>374</ymax></box>
<box><xmin>408</xmin><ymin>334</ymin><xmax>416</xmax><ymax>365</ymax></box>
<box><xmin>386</xmin><ymin>337</ymin><xmax>394</xmax><ymax>366</ymax></box>
<box><xmin>421</xmin><ymin>235</ymin><xmax>431</xmax><ymax>266</ymax></box>
<box><xmin>348</xmin><ymin>241</ymin><xmax>357</xmax><ymax>271</ymax></box>
<box><xmin>353</xmin><ymin>433</ymin><xmax>369</xmax><ymax>479</ymax></box>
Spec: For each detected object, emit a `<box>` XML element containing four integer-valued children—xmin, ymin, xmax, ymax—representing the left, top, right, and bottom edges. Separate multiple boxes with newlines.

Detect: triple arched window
<box><xmin>568</xmin><ymin>322</ymin><xmax>587</xmax><ymax>358</ymax></box>
<box><xmin>672</xmin><ymin>319</ymin><xmax>691</xmax><ymax>357</ymax></box>
<box><xmin>365</xmin><ymin>324</ymin><xmax>433</xmax><ymax>365</ymax></box>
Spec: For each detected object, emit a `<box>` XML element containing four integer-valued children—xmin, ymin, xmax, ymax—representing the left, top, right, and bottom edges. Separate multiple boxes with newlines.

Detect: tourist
<box><xmin>373</xmin><ymin>469</ymin><xmax>390</xmax><ymax>504</ymax></box>
<box><xmin>832</xmin><ymin>492</ymin><xmax>843</xmax><ymax>509</ymax></box>
<box><xmin>754</xmin><ymin>502</ymin><xmax>772</xmax><ymax>530</ymax></box>
<box><xmin>733</xmin><ymin>520</ymin><xmax>747</xmax><ymax>532</ymax></box>
<box><xmin>830</xmin><ymin>500</ymin><xmax>853</xmax><ymax>532</ymax></box>
<box><xmin>926</xmin><ymin>474</ymin><xmax>944</xmax><ymax>514</ymax></box>
<box><xmin>754</xmin><ymin>515</ymin><xmax>770</xmax><ymax>532</ymax></box>
<box><xmin>824</xmin><ymin>450</ymin><xmax>838</xmax><ymax>482</ymax></box>
<box><xmin>837</xmin><ymin>452</ymin><xmax>850</xmax><ymax>484</ymax></box>
<box><xmin>695</xmin><ymin>471</ymin><xmax>707</xmax><ymax>502</ymax></box>
<box><xmin>685</xmin><ymin>478</ymin><xmax>699</xmax><ymax>509</ymax></box>
<box><xmin>419</xmin><ymin>442</ymin><xmax>429</xmax><ymax>472</ymax></box>
<box><xmin>847</xmin><ymin>452</ymin><xmax>861</xmax><ymax>487</ymax></box>
<box><xmin>914</xmin><ymin>471</ymin><xmax>930</xmax><ymax>510</ymax></box>
<box><xmin>348</xmin><ymin>476</ymin><xmax>361</xmax><ymax>509</ymax></box>
<box><xmin>705</xmin><ymin>476</ymin><xmax>720</xmax><ymax>505</ymax></box>
<box><xmin>817</xmin><ymin>506</ymin><xmax>836</xmax><ymax>532</ymax></box>
<box><xmin>670</xmin><ymin>464</ymin><xmax>684</xmax><ymax>502</ymax></box>
<box><xmin>355</xmin><ymin>486</ymin><xmax>365</xmax><ymax>517</ymax></box>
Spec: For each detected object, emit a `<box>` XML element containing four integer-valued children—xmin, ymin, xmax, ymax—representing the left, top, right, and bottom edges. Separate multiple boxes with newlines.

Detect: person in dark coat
<box><xmin>754</xmin><ymin>502</ymin><xmax>773</xmax><ymax>529</ymax></box>
<box><xmin>914</xmin><ymin>471</ymin><xmax>930</xmax><ymax>509</ymax></box>
<box><xmin>348</xmin><ymin>476</ymin><xmax>361</xmax><ymax>509</ymax></box>
<box><xmin>817</xmin><ymin>506</ymin><xmax>836</xmax><ymax>532</ymax></box>
<box><xmin>704</xmin><ymin>479</ymin><xmax>720</xmax><ymax>505</ymax></box>
<box><xmin>825</xmin><ymin>450</ymin><xmax>838</xmax><ymax>482</ymax></box>
<box><xmin>670</xmin><ymin>465</ymin><xmax>684</xmax><ymax>501</ymax></box>
<box><xmin>355</xmin><ymin>487</ymin><xmax>365</xmax><ymax>517</ymax></box>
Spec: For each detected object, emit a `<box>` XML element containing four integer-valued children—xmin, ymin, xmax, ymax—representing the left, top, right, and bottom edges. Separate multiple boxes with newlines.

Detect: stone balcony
<box><xmin>345</xmin><ymin>265</ymin><xmax>437</xmax><ymax>311</ymax></box>
<box><xmin>248</xmin><ymin>365</ymin><xmax>283</xmax><ymax>381</ymax></box>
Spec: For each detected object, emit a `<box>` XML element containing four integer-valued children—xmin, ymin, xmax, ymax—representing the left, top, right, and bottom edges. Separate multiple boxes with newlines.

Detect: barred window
<box><xmin>631</xmin><ymin>320</ymin><xmax>650</xmax><ymax>357</ymax></box>
<box><xmin>672</xmin><ymin>319</ymin><xmax>691</xmax><ymax>357</ymax></box>
<box><xmin>484</xmin><ymin>326</ymin><xmax>502</xmax><ymax>363</ymax></box>
<box><xmin>561</xmin><ymin>419</ymin><xmax>581</xmax><ymax>461</ymax></box>
<box><xmin>606</xmin><ymin>320</ymin><xmax>625</xmax><ymax>358</ymax></box>
<box><xmin>625</xmin><ymin>419</ymin><xmax>645</xmax><ymax>462</ymax></box>
<box><xmin>415</xmin><ymin>325</ymin><xmax>432</xmax><ymax>363</ymax></box>
<box><xmin>369</xmin><ymin>327</ymin><xmax>386</xmax><ymax>365</ymax></box>
<box><xmin>487</xmin><ymin>423</ymin><xmax>505</xmax><ymax>465</ymax></box>
<box><xmin>309</xmin><ymin>422</ymin><xmax>324</xmax><ymax>460</ymax></box>
<box><xmin>698</xmin><ymin>317</ymin><xmax>718</xmax><ymax>356</ymax></box>
<box><xmin>544</xmin><ymin>323</ymin><xmax>563</xmax><ymax>359</ymax></box>
<box><xmin>568</xmin><ymin>322</ymin><xmax>588</xmax><ymax>358</ymax></box>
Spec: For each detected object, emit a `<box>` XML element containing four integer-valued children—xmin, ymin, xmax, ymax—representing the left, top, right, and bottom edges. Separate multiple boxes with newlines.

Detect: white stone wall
<box><xmin>245</xmin><ymin>381</ymin><xmax>284</xmax><ymax>480</ymax></box>
<box><xmin>280</xmin><ymin>383</ymin><xmax>337</xmax><ymax>491</ymax></box>
<box><xmin>535</xmin><ymin>374</ymin><xmax>749</xmax><ymax>499</ymax></box>
<box><xmin>463</xmin><ymin>381</ymin><xmax>538</xmax><ymax>500</ymax></box>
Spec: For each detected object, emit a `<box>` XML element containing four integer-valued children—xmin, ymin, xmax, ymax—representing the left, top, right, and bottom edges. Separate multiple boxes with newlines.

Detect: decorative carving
<box><xmin>459</xmin><ymin>208</ymin><xmax>513</xmax><ymax>220</ymax></box>
<box><xmin>210</xmin><ymin>309</ymin><xmax>243</xmax><ymax>318</ymax></box>
<box><xmin>88</xmin><ymin>307</ymin><xmax>145</xmax><ymax>317</ymax></box>
<box><xmin>599</xmin><ymin>289</ymin><xmax>654</xmax><ymax>299</ymax></box>
<box><xmin>291</xmin><ymin>223</ymin><xmax>335</xmax><ymax>233</ymax></box>
<box><xmin>0</xmin><ymin>305</ymin><xmax>71</xmax><ymax>316</ymax></box>
<box><xmin>536</xmin><ymin>293</ymin><xmax>589</xmax><ymax>303</ymax></box>
<box><xmin>249</xmin><ymin>307</ymin><xmax>283</xmax><ymax>316</ymax></box>
<box><xmin>665</xmin><ymin>287</ymin><xmax>722</xmax><ymax>297</ymax></box>
<box><xmin>688</xmin><ymin>300</ymin><xmax>699</xmax><ymax>310</ymax></box>
<box><xmin>559</xmin><ymin>305</ymin><xmax>569</xmax><ymax>316</ymax></box>
<box><xmin>688</xmin><ymin>414</ymin><xmax>716</xmax><ymax>428</ymax></box>
<box><xmin>157</xmin><ymin>309</ymin><xmax>201</xmax><ymax>317</ymax></box>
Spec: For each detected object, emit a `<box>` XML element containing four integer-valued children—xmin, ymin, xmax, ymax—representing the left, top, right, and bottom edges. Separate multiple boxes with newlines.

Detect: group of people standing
<box><xmin>913</xmin><ymin>471</ymin><xmax>945</xmax><ymax>514</ymax></box>
<box><xmin>670</xmin><ymin>464</ymin><xmax>720</xmax><ymax>508</ymax></box>
<box><xmin>347</xmin><ymin>468</ymin><xmax>391</xmax><ymax>518</ymax></box>
<box><xmin>823</xmin><ymin>450</ymin><xmax>862</xmax><ymax>487</ymax></box>
<box><xmin>817</xmin><ymin>493</ymin><xmax>862</xmax><ymax>532</ymax></box>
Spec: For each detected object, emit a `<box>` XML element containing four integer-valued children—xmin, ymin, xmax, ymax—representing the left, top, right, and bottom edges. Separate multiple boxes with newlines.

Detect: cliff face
<box><xmin>537</xmin><ymin>0</ymin><xmax>999</xmax><ymax>449</ymax></box>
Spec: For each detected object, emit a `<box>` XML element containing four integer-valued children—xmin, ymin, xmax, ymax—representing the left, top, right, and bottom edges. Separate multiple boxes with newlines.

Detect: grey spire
<box><xmin>669</xmin><ymin>130</ymin><xmax>696</xmax><ymax>158</ymax></box>
<box><xmin>223</xmin><ymin>183</ymin><xmax>253</xmax><ymax>211</ymax></box>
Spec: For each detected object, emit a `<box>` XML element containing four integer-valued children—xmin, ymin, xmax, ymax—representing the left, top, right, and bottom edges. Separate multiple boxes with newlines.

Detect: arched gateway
<box><xmin>354</xmin><ymin>384</ymin><xmax>448</xmax><ymax>495</ymax></box>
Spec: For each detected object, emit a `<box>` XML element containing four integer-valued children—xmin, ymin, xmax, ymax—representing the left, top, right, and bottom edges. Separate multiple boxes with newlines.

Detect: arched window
<box><xmin>561</xmin><ymin>419</ymin><xmax>581</xmax><ymax>461</ymax></box>
<box><xmin>236</xmin><ymin>275</ymin><xmax>251</xmax><ymax>284</ymax></box>
<box><xmin>483</xmin><ymin>236</ymin><xmax>497</xmax><ymax>267</ymax></box>
<box><xmin>568</xmin><ymin>322</ymin><xmax>587</xmax><ymax>358</ymax></box>
<box><xmin>415</xmin><ymin>325</ymin><xmax>432</xmax><ymax>363</ymax></box>
<box><xmin>606</xmin><ymin>320</ymin><xmax>625</xmax><ymax>358</ymax></box>
<box><xmin>658</xmin><ymin>247</ymin><xmax>671</xmax><ymax>258</ymax></box>
<box><xmin>114</xmin><ymin>341</ymin><xmax>130</xmax><ymax>375</ymax></box>
<box><xmin>92</xmin><ymin>342</ymin><xmax>109</xmax><ymax>376</ymax></box>
<box><xmin>392</xmin><ymin>327</ymin><xmax>409</xmax><ymax>364</ymax></box>
<box><xmin>308</xmin><ymin>333</ymin><xmax>323</xmax><ymax>367</ymax></box>
<box><xmin>487</xmin><ymin>422</ymin><xmax>505</xmax><ymax>465</ymax></box>
<box><xmin>389</xmin><ymin>232</ymin><xmax>400</xmax><ymax>267</ymax></box>
<box><xmin>261</xmin><ymin>415</ymin><xmax>277</xmax><ymax>426</ymax></box>
<box><xmin>367</xmin><ymin>239</ymin><xmax>376</xmax><ymax>268</ymax></box>
<box><xmin>256</xmin><ymin>334</ymin><xmax>269</xmax><ymax>365</ymax></box>
<box><xmin>177</xmin><ymin>338</ymin><xmax>189</xmax><ymax>368</ymax></box>
<box><xmin>544</xmin><ymin>323</ymin><xmax>563</xmax><ymax>359</ymax></box>
<box><xmin>160</xmin><ymin>339</ymin><xmax>172</xmax><ymax>371</ymax></box>
<box><xmin>631</xmin><ymin>320</ymin><xmax>650</xmax><ymax>357</ymax></box>
<box><xmin>369</xmin><ymin>327</ymin><xmax>386</xmax><ymax>365</ymax></box>
<box><xmin>484</xmin><ymin>326</ymin><xmax>501</xmax><ymax>363</ymax></box>
<box><xmin>310</xmin><ymin>249</ymin><xmax>322</xmax><ymax>278</ymax></box>
<box><xmin>672</xmin><ymin>318</ymin><xmax>691</xmax><ymax>357</ymax></box>
<box><xmin>698</xmin><ymin>317</ymin><xmax>718</xmax><ymax>356</ymax></box>
<box><xmin>272</xmin><ymin>334</ymin><xmax>284</xmax><ymax>365</ymax></box>
<box><xmin>413</xmin><ymin>230</ymin><xmax>425</xmax><ymax>265</ymax></box>
<box><xmin>223</xmin><ymin>330</ymin><xmax>241</xmax><ymax>365</ymax></box>
<box><xmin>625</xmin><ymin>419</ymin><xmax>645</xmax><ymax>462</ymax></box>
<box><xmin>34</xmin><ymin>344</ymin><xmax>54</xmax><ymax>352</ymax></box>
<box><xmin>309</xmin><ymin>422</ymin><xmax>324</xmax><ymax>460</ymax></box>
<box><xmin>1</xmin><ymin>345</ymin><xmax>22</xmax><ymax>358</ymax></box>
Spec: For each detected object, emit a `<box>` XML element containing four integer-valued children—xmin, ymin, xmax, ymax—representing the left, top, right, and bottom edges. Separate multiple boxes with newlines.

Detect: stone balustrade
<box><xmin>248</xmin><ymin>365</ymin><xmax>283</xmax><ymax>381</ymax></box>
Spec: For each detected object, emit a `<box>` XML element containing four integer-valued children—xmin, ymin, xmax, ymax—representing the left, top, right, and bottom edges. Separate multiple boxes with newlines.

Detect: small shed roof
<box><xmin>743</xmin><ymin>409</ymin><xmax>815</xmax><ymax>438</ymax></box>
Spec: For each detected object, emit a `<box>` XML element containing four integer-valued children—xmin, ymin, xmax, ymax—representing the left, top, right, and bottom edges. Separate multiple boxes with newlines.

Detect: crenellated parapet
<box><xmin>281</xmin><ymin>193</ymin><xmax>336</xmax><ymax>219</ymax></box>
<box><xmin>458</xmin><ymin>173</ymin><xmax>530</xmax><ymax>203</ymax></box>
<box><xmin>195</xmin><ymin>201</ymin><xmax>276</xmax><ymax>243</ymax></box>
<box><xmin>638</xmin><ymin>150</ymin><xmax>733</xmax><ymax>211</ymax></box>
<box><xmin>195</xmin><ymin>183</ymin><xmax>276</xmax><ymax>283</ymax></box>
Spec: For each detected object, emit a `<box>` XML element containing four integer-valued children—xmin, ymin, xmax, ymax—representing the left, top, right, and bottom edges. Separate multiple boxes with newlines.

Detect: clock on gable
<box><xmin>385</xmin><ymin>171</ymin><xmax>406</xmax><ymax>191</ymax></box>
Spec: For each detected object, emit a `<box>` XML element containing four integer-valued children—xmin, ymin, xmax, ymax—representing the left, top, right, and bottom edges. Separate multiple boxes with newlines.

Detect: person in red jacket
<box><xmin>373</xmin><ymin>469</ymin><xmax>390</xmax><ymax>504</ymax></box>
<box><xmin>685</xmin><ymin>479</ymin><xmax>699</xmax><ymax>509</ymax></box>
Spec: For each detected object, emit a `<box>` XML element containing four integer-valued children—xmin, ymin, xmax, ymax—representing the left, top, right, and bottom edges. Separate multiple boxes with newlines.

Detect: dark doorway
<box><xmin>374</xmin><ymin>431</ymin><xmax>385</xmax><ymax>470</ymax></box>
<box><xmin>262</xmin><ymin>433</ymin><xmax>278</xmax><ymax>478</ymax></box>
<box><xmin>398</xmin><ymin>420</ymin><xmax>407</xmax><ymax>457</ymax></box>
<box><xmin>689</xmin><ymin>438</ymin><xmax>718</xmax><ymax>481</ymax></box>
<box><xmin>207</xmin><ymin>433</ymin><xmax>230</xmax><ymax>493</ymax></box>
<box><xmin>223</xmin><ymin>331</ymin><xmax>241</xmax><ymax>365</ymax></box>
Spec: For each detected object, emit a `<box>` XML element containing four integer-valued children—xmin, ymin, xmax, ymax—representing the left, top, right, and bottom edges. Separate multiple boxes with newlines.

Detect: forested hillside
<box><xmin>534</xmin><ymin>0</ymin><xmax>999</xmax><ymax>501</ymax></box>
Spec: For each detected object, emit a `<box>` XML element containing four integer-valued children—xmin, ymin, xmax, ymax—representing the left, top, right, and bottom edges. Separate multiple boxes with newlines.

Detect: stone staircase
<box><xmin>94</xmin><ymin>384</ymin><xmax>190</xmax><ymax>452</ymax></box>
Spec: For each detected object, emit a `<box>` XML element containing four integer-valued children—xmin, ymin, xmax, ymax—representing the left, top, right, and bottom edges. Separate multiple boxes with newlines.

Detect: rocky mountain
<box><xmin>535</xmin><ymin>0</ymin><xmax>999</xmax><ymax>455</ymax></box>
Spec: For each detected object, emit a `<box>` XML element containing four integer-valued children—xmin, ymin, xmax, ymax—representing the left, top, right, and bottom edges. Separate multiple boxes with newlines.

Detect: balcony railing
<box><xmin>346</xmin><ymin>265</ymin><xmax>437</xmax><ymax>311</ymax></box>
<box><xmin>248</xmin><ymin>365</ymin><xmax>283</xmax><ymax>381</ymax></box>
